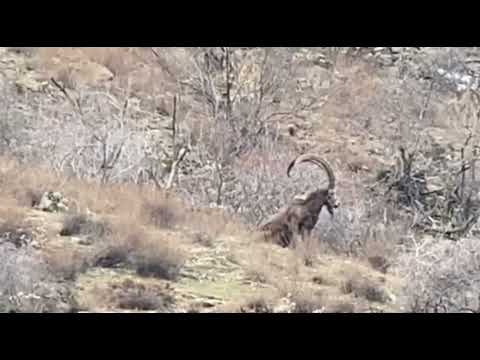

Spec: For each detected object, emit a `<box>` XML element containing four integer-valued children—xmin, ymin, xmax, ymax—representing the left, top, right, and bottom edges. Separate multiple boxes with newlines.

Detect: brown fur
<box><xmin>259</xmin><ymin>154</ymin><xmax>339</xmax><ymax>248</ymax></box>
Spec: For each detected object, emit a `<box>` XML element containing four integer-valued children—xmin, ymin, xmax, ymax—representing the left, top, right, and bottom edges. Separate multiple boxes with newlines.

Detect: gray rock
<box><xmin>36</xmin><ymin>191</ymin><xmax>69</xmax><ymax>213</ymax></box>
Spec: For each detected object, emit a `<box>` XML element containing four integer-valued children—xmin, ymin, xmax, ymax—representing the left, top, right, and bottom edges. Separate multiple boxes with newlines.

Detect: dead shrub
<box><xmin>118</xmin><ymin>292</ymin><xmax>167</xmax><ymax>311</ymax></box>
<box><xmin>368</xmin><ymin>255</ymin><xmax>390</xmax><ymax>274</ymax></box>
<box><xmin>342</xmin><ymin>275</ymin><xmax>388</xmax><ymax>303</ymax></box>
<box><xmin>398</xmin><ymin>236</ymin><xmax>480</xmax><ymax>313</ymax></box>
<box><xmin>44</xmin><ymin>248</ymin><xmax>90</xmax><ymax>281</ymax></box>
<box><xmin>0</xmin><ymin>208</ymin><xmax>34</xmax><ymax>249</ymax></box>
<box><xmin>245</xmin><ymin>268</ymin><xmax>269</xmax><ymax>284</ymax></box>
<box><xmin>0</xmin><ymin>243</ymin><xmax>78</xmax><ymax>313</ymax></box>
<box><xmin>142</xmin><ymin>199</ymin><xmax>182</xmax><ymax>229</ymax></box>
<box><xmin>92</xmin><ymin>219</ymin><xmax>185</xmax><ymax>280</ymax></box>
<box><xmin>191</xmin><ymin>231</ymin><xmax>214</xmax><ymax>247</ymax></box>
<box><xmin>0</xmin><ymin>159</ymin><xmax>62</xmax><ymax>209</ymax></box>
<box><xmin>92</xmin><ymin>222</ymin><xmax>144</xmax><ymax>268</ymax></box>
<box><xmin>133</xmin><ymin>240</ymin><xmax>184</xmax><ymax>280</ymax></box>
<box><xmin>239</xmin><ymin>296</ymin><xmax>273</xmax><ymax>313</ymax></box>
<box><xmin>116</xmin><ymin>282</ymin><xmax>175</xmax><ymax>312</ymax></box>
<box><xmin>290</xmin><ymin>290</ymin><xmax>325</xmax><ymax>313</ymax></box>
<box><xmin>60</xmin><ymin>213</ymin><xmax>111</xmax><ymax>240</ymax></box>
<box><xmin>23</xmin><ymin>189</ymin><xmax>43</xmax><ymax>208</ymax></box>
<box><xmin>326</xmin><ymin>302</ymin><xmax>355</xmax><ymax>313</ymax></box>
<box><xmin>94</xmin><ymin>243</ymin><xmax>131</xmax><ymax>268</ymax></box>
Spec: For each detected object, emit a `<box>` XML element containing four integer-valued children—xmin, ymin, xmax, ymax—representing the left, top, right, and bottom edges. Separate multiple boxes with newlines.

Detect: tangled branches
<box><xmin>378</xmin><ymin>140</ymin><xmax>480</xmax><ymax>240</ymax></box>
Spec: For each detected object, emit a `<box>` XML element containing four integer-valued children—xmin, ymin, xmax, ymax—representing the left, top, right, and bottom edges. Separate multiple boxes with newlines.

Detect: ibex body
<box><xmin>259</xmin><ymin>154</ymin><xmax>339</xmax><ymax>248</ymax></box>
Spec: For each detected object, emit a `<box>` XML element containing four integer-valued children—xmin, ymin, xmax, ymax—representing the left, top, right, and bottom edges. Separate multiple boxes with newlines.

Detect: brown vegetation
<box><xmin>2</xmin><ymin>47</ymin><xmax>480</xmax><ymax>312</ymax></box>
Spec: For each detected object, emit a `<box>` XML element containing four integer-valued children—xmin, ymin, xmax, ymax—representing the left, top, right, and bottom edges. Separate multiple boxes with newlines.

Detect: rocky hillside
<box><xmin>1</xmin><ymin>47</ymin><xmax>480</xmax><ymax>313</ymax></box>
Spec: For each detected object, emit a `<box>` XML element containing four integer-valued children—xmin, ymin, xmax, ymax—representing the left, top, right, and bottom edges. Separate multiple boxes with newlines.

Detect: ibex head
<box><xmin>287</xmin><ymin>153</ymin><xmax>340</xmax><ymax>215</ymax></box>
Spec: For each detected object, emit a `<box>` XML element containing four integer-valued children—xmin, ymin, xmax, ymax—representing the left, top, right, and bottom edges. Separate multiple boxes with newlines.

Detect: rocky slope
<box><xmin>1</xmin><ymin>47</ymin><xmax>480</xmax><ymax>313</ymax></box>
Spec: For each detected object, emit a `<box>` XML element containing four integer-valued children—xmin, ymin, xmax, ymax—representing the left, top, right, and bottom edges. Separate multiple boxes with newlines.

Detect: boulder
<box><xmin>35</xmin><ymin>191</ymin><xmax>69</xmax><ymax>213</ymax></box>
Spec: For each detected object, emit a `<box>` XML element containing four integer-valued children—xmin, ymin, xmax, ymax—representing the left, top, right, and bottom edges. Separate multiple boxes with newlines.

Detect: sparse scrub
<box><xmin>0</xmin><ymin>207</ymin><xmax>34</xmax><ymax>249</ymax></box>
<box><xmin>238</xmin><ymin>296</ymin><xmax>273</xmax><ymax>313</ymax></box>
<box><xmin>326</xmin><ymin>302</ymin><xmax>355</xmax><ymax>313</ymax></box>
<box><xmin>290</xmin><ymin>290</ymin><xmax>325</xmax><ymax>313</ymax></box>
<box><xmin>245</xmin><ymin>267</ymin><xmax>269</xmax><ymax>284</ymax></box>
<box><xmin>342</xmin><ymin>275</ymin><xmax>389</xmax><ymax>303</ymax></box>
<box><xmin>94</xmin><ymin>242</ymin><xmax>132</xmax><ymax>268</ymax></box>
<box><xmin>92</xmin><ymin>221</ymin><xmax>146</xmax><ymax>268</ymax></box>
<box><xmin>118</xmin><ymin>291</ymin><xmax>170</xmax><ymax>311</ymax></box>
<box><xmin>60</xmin><ymin>213</ymin><xmax>111</xmax><ymax>239</ymax></box>
<box><xmin>133</xmin><ymin>240</ymin><xmax>184</xmax><ymax>280</ymax></box>
<box><xmin>191</xmin><ymin>231</ymin><xmax>214</xmax><ymax>247</ymax></box>
<box><xmin>398</xmin><ymin>236</ymin><xmax>480</xmax><ymax>313</ymax></box>
<box><xmin>44</xmin><ymin>248</ymin><xmax>90</xmax><ymax>282</ymax></box>
<box><xmin>92</xmin><ymin>219</ymin><xmax>186</xmax><ymax>280</ymax></box>
<box><xmin>0</xmin><ymin>243</ymin><xmax>78</xmax><ymax>312</ymax></box>
<box><xmin>142</xmin><ymin>200</ymin><xmax>182</xmax><ymax>229</ymax></box>
<box><xmin>115</xmin><ymin>279</ymin><xmax>175</xmax><ymax>312</ymax></box>
<box><xmin>2</xmin><ymin>47</ymin><xmax>480</xmax><ymax>312</ymax></box>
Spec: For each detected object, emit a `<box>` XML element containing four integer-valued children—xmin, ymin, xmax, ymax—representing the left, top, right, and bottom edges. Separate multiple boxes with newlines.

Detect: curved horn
<box><xmin>287</xmin><ymin>154</ymin><xmax>336</xmax><ymax>189</ymax></box>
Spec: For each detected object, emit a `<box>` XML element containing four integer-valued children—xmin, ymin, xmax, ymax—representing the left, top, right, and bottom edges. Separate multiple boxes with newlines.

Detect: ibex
<box><xmin>259</xmin><ymin>154</ymin><xmax>339</xmax><ymax>248</ymax></box>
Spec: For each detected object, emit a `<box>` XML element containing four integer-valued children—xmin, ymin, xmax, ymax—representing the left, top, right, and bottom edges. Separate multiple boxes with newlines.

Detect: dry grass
<box><xmin>0</xmin><ymin>155</ymin><xmax>240</xmax><ymax>239</ymax></box>
<box><xmin>114</xmin><ymin>279</ymin><xmax>175</xmax><ymax>312</ymax></box>
<box><xmin>290</xmin><ymin>290</ymin><xmax>325</xmax><ymax>313</ymax></box>
<box><xmin>141</xmin><ymin>198</ymin><xmax>183</xmax><ymax>230</ymax></box>
<box><xmin>31</xmin><ymin>47</ymin><xmax>180</xmax><ymax>96</ymax></box>
<box><xmin>326</xmin><ymin>302</ymin><xmax>355</xmax><ymax>313</ymax></box>
<box><xmin>5</xmin><ymin>47</ymin><xmax>471</xmax><ymax>312</ymax></box>
<box><xmin>93</xmin><ymin>218</ymin><xmax>186</xmax><ymax>280</ymax></box>
<box><xmin>190</xmin><ymin>231</ymin><xmax>214</xmax><ymax>247</ymax></box>
<box><xmin>238</xmin><ymin>296</ymin><xmax>273</xmax><ymax>313</ymax></box>
<box><xmin>78</xmin><ymin>48</ymin><xmax>135</xmax><ymax>77</ymax></box>
<box><xmin>132</xmin><ymin>237</ymin><xmax>184</xmax><ymax>280</ymax></box>
<box><xmin>293</xmin><ymin>235</ymin><xmax>330</xmax><ymax>267</ymax></box>
<box><xmin>341</xmin><ymin>274</ymin><xmax>389</xmax><ymax>303</ymax></box>
<box><xmin>44</xmin><ymin>247</ymin><xmax>90</xmax><ymax>281</ymax></box>
<box><xmin>60</xmin><ymin>213</ymin><xmax>112</xmax><ymax>239</ymax></box>
<box><xmin>0</xmin><ymin>205</ymin><xmax>34</xmax><ymax>249</ymax></box>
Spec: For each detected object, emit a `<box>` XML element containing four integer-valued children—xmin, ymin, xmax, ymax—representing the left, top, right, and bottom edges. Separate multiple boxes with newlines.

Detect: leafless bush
<box><xmin>115</xmin><ymin>280</ymin><xmax>175</xmax><ymax>311</ymax></box>
<box><xmin>133</xmin><ymin>243</ymin><xmax>184</xmax><ymax>280</ymax></box>
<box><xmin>177</xmin><ymin>48</ymin><xmax>321</xmax><ymax>210</ymax></box>
<box><xmin>0</xmin><ymin>243</ymin><xmax>77</xmax><ymax>312</ymax></box>
<box><xmin>92</xmin><ymin>225</ymin><xmax>141</xmax><ymax>269</ymax></box>
<box><xmin>398</xmin><ymin>236</ymin><xmax>480</xmax><ymax>313</ymax></box>
<box><xmin>290</xmin><ymin>290</ymin><xmax>325</xmax><ymax>313</ymax></box>
<box><xmin>326</xmin><ymin>302</ymin><xmax>355</xmax><ymax>313</ymax></box>
<box><xmin>60</xmin><ymin>213</ymin><xmax>111</xmax><ymax>239</ymax></box>
<box><xmin>238</xmin><ymin>296</ymin><xmax>273</xmax><ymax>313</ymax></box>
<box><xmin>142</xmin><ymin>200</ymin><xmax>182</xmax><ymax>229</ymax></box>
<box><xmin>341</xmin><ymin>275</ymin><xmax>389</xmax><ymax>303</ymax></box>
<box><xmin>44</xmin><ymin>248</ymin><xmax>90</xmax><ymax>282</ymax></box>
<box><xmin>0</xmin><ymin>48</ymin><xmax>333</xmax><ymax>220</ymax></box>
<box><xmin>0</xmin><ymin>209</ymin><xmax>35</xmax><ymax>249</ymax></box>
<box><xmin>0</xmin><ymin>76</ymin><xmax>157</xmax><ymax>184</ymax></box>
<box><xmin>191</xmin><ymin>231</ymin><xmax>214</xmax><ymax>247</ymax></box>
<box><xmin>93</xmin><ymin>221</ymin><xmax>186</xmax><ymax>280</ymax></box>
<box><xmin>94</xmin><ymin>242</ymin><xmax>131</xmax><ymax>268</ymax></box>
